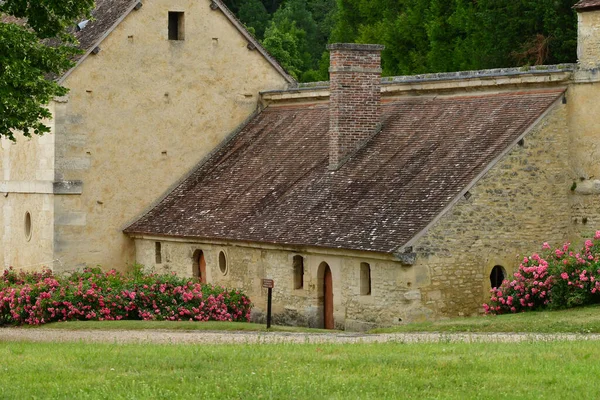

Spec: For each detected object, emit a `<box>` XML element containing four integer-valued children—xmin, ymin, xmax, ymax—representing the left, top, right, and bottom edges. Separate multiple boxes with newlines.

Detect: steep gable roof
<box><xmin>125</xmin><ymin>89</ymin><xmax>564</xmax><ymax>255</ymax></box>
<box><xmin>57</xmin><ymin>0</ymin><xmax>294</xmax><ymax>84</ymax></box>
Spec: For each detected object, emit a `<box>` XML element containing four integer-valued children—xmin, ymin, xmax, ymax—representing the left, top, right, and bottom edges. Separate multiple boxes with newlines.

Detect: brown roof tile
<box><xmin>574</xmin><ymin>0</ymin><xmax>600</xmax><ymax>10</ymax></box>
<box><xmin>125</xmin><ymin>89</ymin><xmax>564</xmax><ymax>254</ymax></box>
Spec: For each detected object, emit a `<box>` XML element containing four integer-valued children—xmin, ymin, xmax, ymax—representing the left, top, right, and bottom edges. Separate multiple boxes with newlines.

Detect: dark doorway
<box><xmin>322</xmin><ymin>263</ymin><xmax>334</xmax><ymax>329</ymax></box>
<box><xmin>490</xmin><ymin>265</ymin><xmax>506</xmax><ymax>289</ymax></box>
<box><xmin>193</xmin><ymin>250</ymin><xmax>206</xmax><ymax>284</ymax></box>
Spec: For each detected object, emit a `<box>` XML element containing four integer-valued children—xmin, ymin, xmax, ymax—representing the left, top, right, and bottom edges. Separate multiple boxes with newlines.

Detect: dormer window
<box><xmin>168</xmin><ymin>12</ymin><xmax>185</xmax><ymax>40</ymax></box>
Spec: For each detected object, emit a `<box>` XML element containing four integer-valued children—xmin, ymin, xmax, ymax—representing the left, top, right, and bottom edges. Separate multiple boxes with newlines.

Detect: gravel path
<box><xmin>2</xmin><ymin>328</ymin><xmax>600</xmax><ymax>344</ymax></box>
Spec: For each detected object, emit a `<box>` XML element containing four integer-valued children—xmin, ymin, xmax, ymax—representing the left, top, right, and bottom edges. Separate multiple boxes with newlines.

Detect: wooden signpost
<box><xmin>262</xmin><ymin>279</ymin><xmax>274</xmax><ymax>329</ymax></box>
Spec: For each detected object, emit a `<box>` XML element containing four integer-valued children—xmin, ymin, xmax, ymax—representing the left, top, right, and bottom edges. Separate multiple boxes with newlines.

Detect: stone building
<box><xmin>0</xmin><ymin>0</ymin><xmax>292</xmax><ymax>270</ymax></box>
<box><xmin>5</xmin><ymin>0</ymin><xmax>600</xmax><ymax>330</ymax></box>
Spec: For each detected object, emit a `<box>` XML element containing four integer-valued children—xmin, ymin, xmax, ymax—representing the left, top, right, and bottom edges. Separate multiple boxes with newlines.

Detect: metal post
<box><xmin>267</xmin><ymin>287</ymin><xmax>272</xmax><ymax>329</ymax></box>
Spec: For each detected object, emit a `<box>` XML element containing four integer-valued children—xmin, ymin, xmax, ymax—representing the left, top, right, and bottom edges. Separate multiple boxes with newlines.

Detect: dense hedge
<box><xmin>0</xmin><ymin>266</ymin><xmax>252</xmax><ymax>326</ymax></box>
<box><xmin>485</xmin><ymin>232</ymin><xmax>600</xmax><ymax>314</ymax></box>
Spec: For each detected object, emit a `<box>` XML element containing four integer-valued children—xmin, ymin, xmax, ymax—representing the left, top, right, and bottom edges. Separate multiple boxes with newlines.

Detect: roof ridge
<box><xmin>290</xmin><ymin>64</ymin><xmax>576</xmax><ymax>90</ymax></box>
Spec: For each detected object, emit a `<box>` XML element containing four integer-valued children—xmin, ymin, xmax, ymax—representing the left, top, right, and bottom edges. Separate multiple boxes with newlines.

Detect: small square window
<box><xmin>168</xmin><ymin>11</ymin><xmax>185</xmax><ymax>40</ymax></box>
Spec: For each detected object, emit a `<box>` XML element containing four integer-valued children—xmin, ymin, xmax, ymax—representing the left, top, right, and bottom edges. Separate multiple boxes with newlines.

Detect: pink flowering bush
<box><xmin>484</xmin><ymin>231</ymin><xmax>600</xmax><ymax>314</ymax></box>
<box><xmin>0</xmin><ymin>266</ymin><xmax>252</xmax><ymax>326</ymax></box>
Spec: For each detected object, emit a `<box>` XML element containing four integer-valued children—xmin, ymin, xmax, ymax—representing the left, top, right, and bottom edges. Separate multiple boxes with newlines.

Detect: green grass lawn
<box><xmin>1</xmin><ymin>341</ymin><xmax>599</xmax><ymax>399</ymax></box>
<box><xmin>30</xmin><ymin>304</ymin><xmax>600</xmax><ymax>335</ymax></box>
<box><xmin>29</xmin><ymin>320</ymin><xmax>335</xmax><ymax>333</ymax></box>
<box><xmin>371</xmin><ymin>304</ymin><xmax>600</xmax><ymax>334</ymax></box>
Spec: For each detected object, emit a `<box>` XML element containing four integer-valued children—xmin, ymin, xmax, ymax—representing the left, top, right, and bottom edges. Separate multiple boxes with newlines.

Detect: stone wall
<box><xmin>567</xmin><ymin>80</ymin><xmax>600</xmax><ymax>244</ymax></box>
<box><xmin>0</xmin><ymin>193</ymin><xmax>54</xmax><ymax>270</ymax></box>
<box><xmin>413</xmin><ymin>102</ymin><xmax>570</xmax><ymax>317</ymax></box>
<box><xmin>134</xmin><ymin>238</ymin><xmax>432</xmax><ymax>331</ymax></box>
<box><xmin>0</xmin><ymin>103</ymin><xmax>57</xmax><ymax>269</ymax></box>
<box><xmin>578</xmin><ymin>10</ymin><xmax>600</xmax><ymax>69</ymax></box>
<box><xmin>48</xmin><ymin>0</ymin><xmax>289</xmax><ymax>271</ymax></box>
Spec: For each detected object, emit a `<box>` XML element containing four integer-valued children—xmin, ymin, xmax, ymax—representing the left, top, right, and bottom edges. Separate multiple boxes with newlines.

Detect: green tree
<box><xmin>262</xmin><ymin>21</ymin><xmax>304</xmax><ymax>79</ymax></box>
<box><xmin>238</xmin><ymin>0</ymin><xmax>271</xmax><ymax>38</ymax></box>
<box><xmin>0</xmin><ymin>0</ymin><xmax>95</xmax><ymax>141</ymax></box>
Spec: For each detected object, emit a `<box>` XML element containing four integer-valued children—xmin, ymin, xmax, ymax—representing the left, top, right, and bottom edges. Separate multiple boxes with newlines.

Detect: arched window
<box><xmin>360</xmin><ymin>262</ymin><xmax>371</xmax><ymax>295</ymax></box>
<box><xmin>490</xmin><ymin>265</ymin><xmax>506</xmax><ymax>289</ymax></box>
<box><xmin>293</xmin><ymin>255</ymin><xmax>304</xmax><ymax>289</ymax></box>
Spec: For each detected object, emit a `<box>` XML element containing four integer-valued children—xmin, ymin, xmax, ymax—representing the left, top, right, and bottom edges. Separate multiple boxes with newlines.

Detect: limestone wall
<box><xmin>578</xmin><ymin>11</ymin><xmax>600</xmax><ymax>69</ymax></box>
<box><xmin>0</xmin><ymin>193</ymin><xmax>54</xmax><ymax>270</ymax></box>
<box><xmin>52</xmin><ymin>0</ymin><xmax>289</xmax><ymax>271</ymax></box>
<box><xmin>134</xmin><ymin>238</ymin><xmax>432</xmax><ymax>330</ymax></box>
<box><xmin>0</xmin><ymin>103</ymin><xmax>57</xmax><ymax>269</ymax></box>
<box><xmin>413</xmin><ymin>102</ymin><xmax>571</xmax><ymax>317</ymax></box>
<box><xmin>567</xmin><ymin>81</ymin><xmax>600</xmax><ymax>243</ymax></box>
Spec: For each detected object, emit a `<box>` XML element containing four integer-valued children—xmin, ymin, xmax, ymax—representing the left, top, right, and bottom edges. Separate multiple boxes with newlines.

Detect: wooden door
<box><xmin>324</xmin><ymin>266</ymin><xmax>334</xmax><ymax>329</ymax></box>
<box><xmin>198</xmin><ymin>251</ymin><xmax>207</xmax><ymax>284</ymax></box>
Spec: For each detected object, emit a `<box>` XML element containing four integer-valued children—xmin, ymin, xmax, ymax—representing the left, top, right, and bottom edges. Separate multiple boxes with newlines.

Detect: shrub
<box><xmin>0</xmin><ymin>266</ymin><xmax>252</xmax><ymax>326</ymax></box>
<box><xmin>484</xmin><ymin>231</ymin><xmax>600</xmax><ymax>314</ymax></box>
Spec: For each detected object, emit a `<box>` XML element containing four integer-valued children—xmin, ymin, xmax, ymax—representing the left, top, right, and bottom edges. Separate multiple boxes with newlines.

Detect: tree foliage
<box><xmin>227</xmin><ymin>0</ymin><xmax>578</xmax><ymax>81</ymax></box>
<box><xmin>0</xmin><ymin>0</ymin><xmax>95</xmax><ymax>141</ymax></box>
<box><xmin>331</xmin><ymin>0</ymin><xmax>579</xmax><ymax>76</ymax></box>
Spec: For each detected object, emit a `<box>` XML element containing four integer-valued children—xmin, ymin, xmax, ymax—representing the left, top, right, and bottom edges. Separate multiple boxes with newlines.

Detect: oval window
<box><xmin>24</xmin><ymin>212</ymin><xmax>32</xmax><ymax>241</ymax></box>
<box><xmin>219</xmin><ymin>251</ymin><xmax>228</xmax><ymax>275</ymax></box>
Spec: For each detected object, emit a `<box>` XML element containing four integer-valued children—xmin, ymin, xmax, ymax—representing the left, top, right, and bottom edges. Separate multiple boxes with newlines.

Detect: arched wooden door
<box><xmin>193</xmin><ymin>250</ymin><xmax>207</xmax><ymax>284</ymax></box>
<box><xmin>323</xmin><ymin>265</ymin><xmax>334</xmax><ymax>330</ymax></box>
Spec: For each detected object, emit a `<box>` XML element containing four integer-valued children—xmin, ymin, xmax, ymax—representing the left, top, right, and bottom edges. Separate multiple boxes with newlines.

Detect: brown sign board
<box><xmin>262</xmin><ymin>279</ymin><xmax>274</xmax><ymax>289</ymax></box>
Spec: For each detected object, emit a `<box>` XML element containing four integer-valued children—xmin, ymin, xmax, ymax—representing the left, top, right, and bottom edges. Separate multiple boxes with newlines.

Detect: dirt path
<box><xmin>2</xmin><ymin>328</ymin><xmax>600</xmax><ymax>344</ymax></box>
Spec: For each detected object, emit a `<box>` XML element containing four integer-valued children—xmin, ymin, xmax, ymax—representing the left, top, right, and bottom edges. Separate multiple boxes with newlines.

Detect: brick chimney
<box><xmin>575</xmin><ymin>0</ymin><xmax>600</xmax><ymax>69</ymax></box>
<box><xmin>327</xmin><ymin>43</ymin><xmax>385</xmax><ymax>170</ymax></box>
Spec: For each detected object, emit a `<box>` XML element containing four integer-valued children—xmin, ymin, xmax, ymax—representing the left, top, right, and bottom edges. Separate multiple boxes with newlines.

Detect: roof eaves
<box><xmin>395</xmin><ymin>90</ymin><xmax>566</xmax><ymax>255</ymax></box>
<box><xmin>574</xmin><ymin>0</ymin><xmax>600</xmax><ymax>11</ymax></box>
<box><xmin>209</xmin><ymin>0</ymin><xmax>297</xmax><ymax>86</ymax></box>
<box><xmin>57</xmin><ymin>0</ymin><xmax>140</xmax><ymax>84</ymax></box>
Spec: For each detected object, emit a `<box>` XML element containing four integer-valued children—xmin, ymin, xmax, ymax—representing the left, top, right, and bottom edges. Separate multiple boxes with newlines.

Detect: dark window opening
<box><xmin>168</xmin><ymin>12</ymin><xmax>185</xmax><ymax>40</ymax></box>
<box><xmin>293</xmin><ymin>255</ymin><xmax>304</xmax><ymax>289</ymax></box>
<box><xmin>360</xmin><ymin>262</ymin><xmax>371</xmax><ymax>295</ymax></box>
<box><xmin>490</xmin><ymin>265</ymin><xmax>506</xmax><ymax>289</ymax></box>
<box><xmin>155</xmin><ymin>242</ymin><xmax>162</xmax><ymax>264</ymax></box>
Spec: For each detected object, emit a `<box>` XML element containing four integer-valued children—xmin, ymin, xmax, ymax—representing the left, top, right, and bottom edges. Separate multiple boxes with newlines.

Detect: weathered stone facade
<box><xmin>578</xmin><ymin>10</ymin><xmax>600</xmax><ymax>69</ymax></box>
<box><xmin>132</xmin><ymin>93</ymin><xmax>573</xmax><ymax>329</ymax></box>
<box><xmin>0</xmin><ymin>0</ymin><xmax>290</xmax><ymax>271</ymax></box>
<box><xmin>134</xmin><ymin>238</ymin><xmax>431</xmax><ymax>331</ymax></box>
<box><xmin>413</xmin><ymin>103</ymin><xmax>571</xmax><ymax>317</ymax></box>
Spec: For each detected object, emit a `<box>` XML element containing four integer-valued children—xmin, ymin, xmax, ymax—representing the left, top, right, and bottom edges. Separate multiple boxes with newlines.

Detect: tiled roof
<box><xmin>574</xmin><ymin>0</ymin><xmax>600</xmax><ymax>10</ymax></box>
<box><xmin>125</xmin><ymin>89</ymin><xmax>564</xmax><ymax>254</ymax></box>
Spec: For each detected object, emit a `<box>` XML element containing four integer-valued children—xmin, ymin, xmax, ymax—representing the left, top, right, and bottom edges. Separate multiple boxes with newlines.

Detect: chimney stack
<box><xmin>327</xmin><ymin>43</ymin><xmax>385</xmax><ymax>170</ymax></box>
